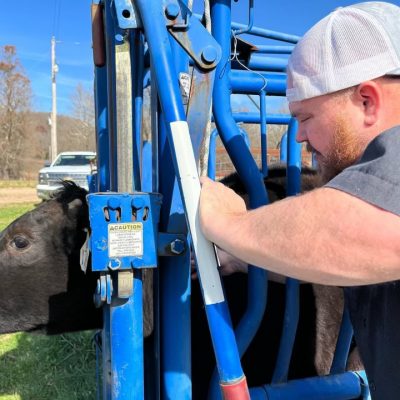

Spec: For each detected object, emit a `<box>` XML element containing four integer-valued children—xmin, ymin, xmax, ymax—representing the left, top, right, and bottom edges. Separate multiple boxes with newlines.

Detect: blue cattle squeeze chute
<box><xmin>87</xmin><ymin>0</ymin><xmax>371</xmax><ymax>399</ymax></box>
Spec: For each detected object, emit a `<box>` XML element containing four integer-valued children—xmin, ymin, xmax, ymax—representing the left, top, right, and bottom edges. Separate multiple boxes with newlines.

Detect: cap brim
<box><xmin>386</xmin><ymin>67</ymin><xmax>400</xmax><ymax>76</ymax></box>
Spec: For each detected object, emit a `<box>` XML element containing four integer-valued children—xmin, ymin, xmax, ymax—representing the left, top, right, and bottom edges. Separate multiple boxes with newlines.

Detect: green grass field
<box><xmin>0</xmin><ymin>181</ymin><xmax>36</xmax><ymax>189</ymax></box>
<box><xmin>0</xmin><ymin>201</ymin><xmax>97</xmax><ymax>400</ymax></box>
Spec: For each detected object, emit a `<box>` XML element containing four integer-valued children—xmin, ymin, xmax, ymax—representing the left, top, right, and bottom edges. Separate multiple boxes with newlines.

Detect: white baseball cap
<box><xmin>286</xmin><ymin>2</ymin><xmax>400</xmax><ymax>102</ymax></box>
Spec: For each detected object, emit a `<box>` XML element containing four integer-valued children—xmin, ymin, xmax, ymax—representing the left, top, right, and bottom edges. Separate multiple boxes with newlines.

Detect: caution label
<box><xmin>108</xmin><ymin>223</ymin><xmax>143</xmax><ymax>258</ymax></box>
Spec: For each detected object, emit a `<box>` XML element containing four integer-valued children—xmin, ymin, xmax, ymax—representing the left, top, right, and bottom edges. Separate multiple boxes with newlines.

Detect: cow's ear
<box><xmin>67</xmin><ymin>198</ymin><xmax>83</xmax><ymax>218</ymax></box>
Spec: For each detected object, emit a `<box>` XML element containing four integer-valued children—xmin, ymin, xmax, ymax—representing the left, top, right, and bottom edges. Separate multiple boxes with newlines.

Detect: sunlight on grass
<box><xmin>0</xmin><ymin>181</ymin><xmax>36</xmax><ymax>189</ymax></box>
<box><xmin>0</xmin><ymin>334</ymin><xmax>20</xmax><ymax>355</ymax></box>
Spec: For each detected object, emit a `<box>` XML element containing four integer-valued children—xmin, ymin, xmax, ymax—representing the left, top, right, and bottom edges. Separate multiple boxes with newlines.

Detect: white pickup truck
<box><xmin>36</xmin><ymin>151</ymin><xmax>96</xmax><ymax>199</ymax></box>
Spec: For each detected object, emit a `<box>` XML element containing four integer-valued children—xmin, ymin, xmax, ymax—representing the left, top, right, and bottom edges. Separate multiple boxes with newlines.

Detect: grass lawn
<box><xmin>0</xmin><ymin>204</ymin><xmax>35</xmax><ymax>231</ymax></box>
<box><xmin>0</xmin><ymin>202</ymin><xmax>97</xmax><ymax>399</ymax></box>
<box><xmin>0</xmin><ymin>181</ymin><xmax>36</xmax><ymax>189</ymax></box>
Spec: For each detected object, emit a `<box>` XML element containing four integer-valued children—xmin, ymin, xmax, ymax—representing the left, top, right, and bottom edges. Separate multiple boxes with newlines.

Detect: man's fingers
<box><xmin>199</xmin><ymin>176</ymin><xmax>211</xmax><ymax>185</ymax></box>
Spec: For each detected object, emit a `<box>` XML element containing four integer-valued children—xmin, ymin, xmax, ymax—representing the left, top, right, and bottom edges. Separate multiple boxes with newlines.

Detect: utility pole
<box><xmin>51</xmin><ymin>36</ymin><xmax>58</xmax><ymax>161</ymax></box>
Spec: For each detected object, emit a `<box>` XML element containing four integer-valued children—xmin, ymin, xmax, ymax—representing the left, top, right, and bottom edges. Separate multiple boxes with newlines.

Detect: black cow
<box><xmin>0</xmin><ymin>166</ymin><xmax>359</xmax><ymax>399</ymax></box>
<box><xmin>0</xmin><ymin>181</ymin><xmax>101</xmax><ymax>334</ymax></box>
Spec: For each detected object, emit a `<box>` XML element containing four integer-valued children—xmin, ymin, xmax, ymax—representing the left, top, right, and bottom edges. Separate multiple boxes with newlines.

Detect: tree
<box><xmin>63</xmin><ymin>83</ymin><xmax>95</xmax><ymax>151</ymax></box>
<box><xmin>0</xmin><ymin>45</ymin><xmax>32</xmax><ymax>179</ymax></box>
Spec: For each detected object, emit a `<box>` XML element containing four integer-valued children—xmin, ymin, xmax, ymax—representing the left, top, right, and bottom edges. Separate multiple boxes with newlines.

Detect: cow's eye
<box><xmin>11</xmin><ymin>235</ymin><xmax>30</xmax><ymax>250</ymax></box>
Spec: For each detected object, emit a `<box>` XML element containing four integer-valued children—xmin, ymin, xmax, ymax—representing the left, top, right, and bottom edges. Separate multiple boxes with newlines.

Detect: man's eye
<box><xmin>300</xmin><ymin>117</ymin><xmax>311</xmax><ymax>123</ymax></box>
<box><xmin>10</xmin><ymin>235</ymin><xmax>30</xmax><ymax>249</ymax></box>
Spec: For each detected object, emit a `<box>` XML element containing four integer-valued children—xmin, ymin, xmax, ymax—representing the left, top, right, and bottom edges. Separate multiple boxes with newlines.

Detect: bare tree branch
<box><xmin>0</xmin><ymin>45</ymin><xmax>32</xmax><ymax>179</ymax></box>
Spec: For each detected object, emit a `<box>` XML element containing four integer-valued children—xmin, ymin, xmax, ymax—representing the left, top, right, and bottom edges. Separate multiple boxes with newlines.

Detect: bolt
<box><xmin>95</xmin><ymin>238</ymin><xmax>107</xmax><ymax>251</ymax></box>
<box><xmin>201</xmin><ymin>45</ymin><xmax>218</xmax><ymax>65</ymax></box>
<box><xmin>115</xmin><ymin>33</ymin><xmax>124</xmax><ymax>43</ymax></box>
<box><xmin>94</xmin><ymin>279</ymin><xmax>103</xmax><ymax>308</ymax></box>
<box><xmin>170</xmin><ymin>239</ymin><xmax>185</xmax><ymax>255</ymax></box>
<box><xmin>108</xmin><ymin>259</ymin><xmax>121</xmax><ymax>270</ymax></box>
<box><xmin>165</xmin><ymin>3</ymin><xmax>180</xmax><ymax>20</ymax></box>
<box><xmin>107</xmin><ymin>197</ymin><xmax>121</xmax><ymax>210</ymax></box>
<box><xmin>96</xmin><ymin>279</ymin><xmax>101</xmax><ymax>294</ymax></box>
<box><xmin>131</xmin><ymin>197</ymin><xmax>144</xmax><ymax>209</ymax></box>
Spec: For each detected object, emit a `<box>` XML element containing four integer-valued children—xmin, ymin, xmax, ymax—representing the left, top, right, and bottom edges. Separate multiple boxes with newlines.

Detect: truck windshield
<box><xmin>53</xmin><ymin>155</ymin><xmax>95</xmax><ymax>166</ymax></box>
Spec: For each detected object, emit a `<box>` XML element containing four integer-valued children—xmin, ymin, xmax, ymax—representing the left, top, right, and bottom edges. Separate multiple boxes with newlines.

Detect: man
<box><xmin>199</xmin><ymin>2</ymin><xmax>400</xmax><ymax>398</ymax></box>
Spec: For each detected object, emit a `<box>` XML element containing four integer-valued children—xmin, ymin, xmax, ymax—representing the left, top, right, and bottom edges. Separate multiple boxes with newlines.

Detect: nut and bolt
<box><xmin>165</xmin><ymin>3</ymin><xmax>180</xmax><ymax>20</ymax></box>
<box><xmin>201</xmin><ymin>45</ymin><xmax>218</xmax><ymax>65</ymax></box>
<box><xmin>170</xmin><ymin>238</ymin><xmax>186</xmax><ymax>255</ymax></box>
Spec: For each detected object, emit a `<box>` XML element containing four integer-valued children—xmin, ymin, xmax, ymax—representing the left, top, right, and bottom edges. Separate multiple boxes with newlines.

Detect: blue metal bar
<box><xmin>208</xmin><ymin>129</ymin><xmax>219</xmax><ymax>180</ymax></box>
<box><xmin>231</xmin><ymin>21</ymin><xmax>300</xmax><ymax>43</ymax></box>
<box><xmin>271</xmin><ymin>277</ymin><xmax>299</xmax><ymax>383</ymax></box>
<box><xmin>272</xmin><ymin>118</ymin><xmax>302</xmax><ymax>384</ymax></box>
<box><xmin>250</xmin><ymin>372</ymin><xmax>362</xmax><ymax>400</ymax></box>
<box><xmin>193</xmin><ymin>12</ymin><xmax>300</xmax><ymax>43</ymax></box>
<box><xmin>230</xmin><ymin>70</ymin><xmax>286</xmax><ymax>95</ymax></box>
<box><xmin>130</xmin><ymin>29</ymin><xmax>144</xmax><ymax>191</ymax></box>
<box><xmin>141</xmin><ymin>141</ymin><xmax>152</xmax><ymax>193</ymax></box>
<box><xmin>110</xmin><ymin>271</ymin><xmax>144</xmax><ymax>400</ymax></box>
<box><xmin>134</xmin><ymin>2</ymin><xmax>184</xmax><ymax>123</ymax></box>
<box><xmin>259</xmin><ymin>90</ymin><xmax>267</xmax><ymax>176</ymax></box>
<box><xmin>98</xmin><ymin>5</ymin><xmax>147</xmax><ymax>400</ymax></box>
<box><xmin>211</xmin><ymin>0</ymin><xmax>269</xmax><ymax>351</ymax></box>
<box><xmin>99</xmin><ymin>4</ymin><xmax>117</xmax><ymax>399</ymax></box>
<box><xmin>247</xmin><ymin>54</ymin><xmax>288</xmax><ymax>72</ymax></box>
<box><xmin>104</xmin><ymin>0</ymin><xmax>118</xmax><ymax>191</ymax></box>
<box><xmin>212</xmin><ymin>0</ymin><xmax>269</xmax><ymax>210</ymax></box>
<box><xmin>255</xmin><ymin>45</ymin><xmax>294</xmax><ymax>54</ymax></box>
<box><xmin>233</xmin><ymin>0</ymin><xmax>254</xmax><ymax>35</ymax></box>
<box><xmin>162</xmin><ymin>22</ymin><xmax>192</xmax><ymax>398</ymax></box>
<box><xmin>232</xmin><ymin>113</ymin><xmax>291</xmax><ymax>125</ymax></box>
<box><xmin>94</xmin><ymin>64</ymin><xmax>110</xmax><ymax>191</ymax></box>
<box><xmin>150</xmin><ymin>66</ymin><xmax>159</xmax><ymax>194</ymax></box>
<box><xmin>207</xmin><ymin>302</ymin><xmax>249</xmax><ymax>381</ymax></box>
<box><xmin>280</xmin><ymin>131</ymin><xmax>288</xmax><ymax>163</ymax></box>
<box><xmin>208</xmin><ymin>0</ymin><xmax>269</xmax><ymax>397</ymax></box>
<box><xmin>330</xmin><ymin>306</ymin><xmax>354</xmax><ymax>375</ymax></box>
<box><xmin>286</xmin><ymin>118</ymin><xmax>302</xmax><ymax>196</ymax></box>
<box><xmin>158</xmin><ymin>106</ymin><xmax>191</xmax><ymax>399</ymax></box>
<box><xmin>355</xmin><ymin>371</ymin><xmax>371</xmax><ymax>399</ymax></box>
<box><xmin>102</xmin><ymin>305</ymin><xmax>112</xmax><ymax>400</ymax></box>
<box><xmin>135</xmin><ymin>2</ymin><xmax>248</xmax><ymax>395</ymax></box>
<box><xmin>140</xmin><ymin>139</ymin><xmax>159</xmax><ymax>400</ymax></box>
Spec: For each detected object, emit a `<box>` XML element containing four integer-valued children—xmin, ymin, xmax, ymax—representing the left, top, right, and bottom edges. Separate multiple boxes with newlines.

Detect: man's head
<box><xmin>287</xmin><ymin>2</ymin><xmax>400</xmax><ymax>182</ymax></box>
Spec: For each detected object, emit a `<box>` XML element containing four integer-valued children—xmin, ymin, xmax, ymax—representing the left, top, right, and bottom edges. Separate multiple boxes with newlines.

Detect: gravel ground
<box><xmin>0</xmin><ymin>187</ymin><xmax>39</xmax><ymax>205</ymax></box>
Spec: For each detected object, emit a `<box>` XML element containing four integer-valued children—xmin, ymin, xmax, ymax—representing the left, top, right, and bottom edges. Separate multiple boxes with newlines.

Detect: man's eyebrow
<box><xmin>290</xmin><ymin>111</ymin><xmax>312</xmax><ymax>119</ymax></box>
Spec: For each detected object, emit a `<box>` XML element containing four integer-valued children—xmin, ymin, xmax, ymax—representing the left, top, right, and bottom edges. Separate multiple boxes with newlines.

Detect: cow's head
<box><xmin>0</xmin><ymin>182</ymin><xmax>102</xmax><ymax>334</ymax></box>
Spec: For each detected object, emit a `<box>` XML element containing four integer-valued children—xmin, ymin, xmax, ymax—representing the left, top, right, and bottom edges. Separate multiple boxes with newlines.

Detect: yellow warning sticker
<box><xmin>108</xmin><ymin>222</ymin><xmax>143</xmax><ymax>258</ymax></box>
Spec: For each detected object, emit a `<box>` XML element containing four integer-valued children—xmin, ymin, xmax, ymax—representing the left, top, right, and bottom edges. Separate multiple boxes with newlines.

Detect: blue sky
<box><xmin>1</xmin><ymin>0</ymin><xmax>400</xmax><ymax>116</ymax></box>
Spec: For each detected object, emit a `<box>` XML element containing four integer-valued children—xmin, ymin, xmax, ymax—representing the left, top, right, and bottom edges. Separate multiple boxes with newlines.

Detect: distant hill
<box><xmin>22</xmin><ymin>112</ymin><xmax>95</xmax><ymax>180</ymax></box>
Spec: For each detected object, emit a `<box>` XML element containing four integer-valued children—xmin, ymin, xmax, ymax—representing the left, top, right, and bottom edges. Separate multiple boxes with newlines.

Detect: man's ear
<box><xmin>354</xmin><ymin>81</ymin><xmax>382</xmax><ymax>126</ymax></box>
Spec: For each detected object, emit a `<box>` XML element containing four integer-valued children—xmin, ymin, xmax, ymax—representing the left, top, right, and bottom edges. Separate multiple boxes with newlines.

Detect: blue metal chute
<box><xmin>89</xmin><ymin>0</ymin><xmax>371</xmax><ymax>398</ymax></box>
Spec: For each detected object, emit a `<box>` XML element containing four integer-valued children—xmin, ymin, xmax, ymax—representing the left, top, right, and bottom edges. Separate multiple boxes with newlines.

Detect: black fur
<box><xmin>0</xmin><ymin>181</ymin><xmax>101</xmax><ymax>334</ymax></box>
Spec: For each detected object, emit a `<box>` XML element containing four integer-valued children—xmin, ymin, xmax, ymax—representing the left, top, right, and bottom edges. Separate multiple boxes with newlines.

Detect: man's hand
<box><xmin>199</xmin><ymin>177</ymin><xmax>247</xmax><ymax>243</ymax></box>
<box><xmin>191</xmin><ymin>247</ymin><xmax>248</xmax><ymax>280</ymax></box>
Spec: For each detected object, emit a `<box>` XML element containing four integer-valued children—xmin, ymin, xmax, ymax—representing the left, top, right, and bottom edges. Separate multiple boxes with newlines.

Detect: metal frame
<box><xmin>89</xmin><ymin>1</ymin><xmax>371</xmax><ymax>399</ymax></box>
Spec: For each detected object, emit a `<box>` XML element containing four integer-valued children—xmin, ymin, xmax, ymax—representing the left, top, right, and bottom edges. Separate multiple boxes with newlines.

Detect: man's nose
<box><xmin>296</xmin><ymin>128</ymin><xmax>307</xmax><ymax>143</ymax></box>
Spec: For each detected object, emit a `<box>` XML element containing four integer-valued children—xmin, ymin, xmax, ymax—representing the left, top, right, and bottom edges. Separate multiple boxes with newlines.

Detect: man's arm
<box><xmin>199</xmin><ymin>177</ymin><xmax>400</xmax><ymax>286</ymax></box>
